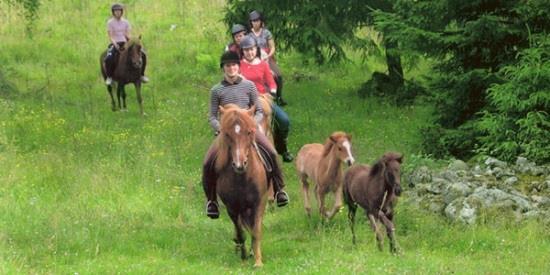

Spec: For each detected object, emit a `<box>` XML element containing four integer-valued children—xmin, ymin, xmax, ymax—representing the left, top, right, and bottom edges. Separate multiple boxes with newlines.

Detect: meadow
<box><xmin>1</xmin><ymin>0</ymin><xmax>549</xmax><ymax>273</ymax></box>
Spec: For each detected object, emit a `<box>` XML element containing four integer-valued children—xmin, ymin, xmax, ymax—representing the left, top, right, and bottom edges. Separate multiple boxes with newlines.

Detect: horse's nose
<box><xmin>232</xmin><ymin>162</ymin><xmax>246</xmax><ymax>174</ymax></box>
<box><xmin>395</xmin><ymin>184</ymin><xmax>402</xmax><ymax>196</ymax></box>
<box><xmin>346</xmin><ymin>158</ymin><xmax>355</xmax><ymax>166</ymax></box>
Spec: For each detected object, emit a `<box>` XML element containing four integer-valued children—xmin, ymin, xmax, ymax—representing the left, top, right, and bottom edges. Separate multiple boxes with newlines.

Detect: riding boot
<box><xmin>273</xmin><ymin>120</ymin><xmax>294</xmax><ymax>163</ymax></box>
<box><xmin>275</xmin><ymin>75</ymin><xmax>287</xmax><ymax>106</ymax></box>
<box><xmin>104</xmin><ymin>46</ymin><xmax>116</xmax><ymax>81</ymax></box>
<box><xmin>202</xmin><ymin>145</ymin><xmax>219</xmax><ymax>219</ymax></box>
<box><xmin>256</xmin><ymin>133</ymin><xmax>289</xmax><ymax>207</ymax></box>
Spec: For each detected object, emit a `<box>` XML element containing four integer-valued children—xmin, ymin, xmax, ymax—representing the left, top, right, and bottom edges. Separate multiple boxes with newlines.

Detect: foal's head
<box><xmin>323</xmin><ymin>131</ymin><xmax>355</xmax><ymax>166</ymax></box>
<box><xmin>375</xmin><ymin>152</ymin><xmax>403</xmax><ymax>196</ymax></box>
<box><xmin>218</xmin><ymin>105</ymin><xmax>257</xmax><ymax>174</ymax></box>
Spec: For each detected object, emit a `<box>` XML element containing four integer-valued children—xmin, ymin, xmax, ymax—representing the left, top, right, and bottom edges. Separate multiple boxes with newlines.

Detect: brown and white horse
<box><xmin>214</xmin><ymin>105</ymin><xmax>269</xmax><ymax>267</ymax></box>
<box><xmin>295</xmin><ymin>131</ymin><xmax>355</xmax><ymax>219</ymax></box>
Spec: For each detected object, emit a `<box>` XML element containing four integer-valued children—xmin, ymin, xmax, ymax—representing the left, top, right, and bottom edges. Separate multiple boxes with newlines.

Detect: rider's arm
<box><xmin>263</xmin><ymin>62</ymin><xmax>277</xmax><ymax>94</ymax></box>
<box><xmin>107</xmin><ymin>20</ymin><xmax>119</xmax><ymax>48</ymax></box>
<box><xmin>208</xmin><ymin>88</ymin><xmax>221</xmax><ymax>133</ymax></box>
<box><xmin>124</xmin><ymin>19</ymin><xmax>131</xmax><ymax>41</ymax></box>
<box><xmin>248</xmin><ymin>84</ymin><xmax>264</xmax><ymax>125</ymax></box>
<box><xmin>264</xmin><ymin>29</ymin><xmax>275</xmax><ymax>59</ymax></box>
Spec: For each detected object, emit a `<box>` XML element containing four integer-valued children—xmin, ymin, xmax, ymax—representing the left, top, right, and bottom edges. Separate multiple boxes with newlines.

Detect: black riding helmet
<box><xmin>249</xmin><ymin>10</ymin><xmax>262</xmax><ymax>21</ymax></box>
<box><xmin>231</xmin><ymin>24</ymin><xmax>246</xmax><ymax>35</ymax></box>
<box><xmin>220</xmin><ymin>51</ymin><xmax>240</xmax><ymax>68</ymax></box>
<box><xmin>111</xmin><ymin>3</ymin><xmax>124</xmax><ymax>14</ymax></box>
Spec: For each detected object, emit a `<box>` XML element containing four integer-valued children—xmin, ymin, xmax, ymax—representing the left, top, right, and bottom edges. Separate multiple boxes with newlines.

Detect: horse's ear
<box><xmin>396</xmin><ymin>153</ymin><xmax>404</xmax><ymax>164</ymax></box>
<box><xmin>247</xmin><ymin>105</ymin><xmax>256</xmax><ymax>117</ymax></box>
<box><xmin>329</xmin><ymin>133</ymin><xmax>337</xmax><ymax>143</ymax></box>
<box><xmin>219</xmin><ymin>105</ymin><xmax>226</xmax><ymax>115</ymax></box>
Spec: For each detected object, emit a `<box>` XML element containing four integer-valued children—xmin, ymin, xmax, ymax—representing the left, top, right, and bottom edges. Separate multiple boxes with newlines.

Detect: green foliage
<box><xmin>373</xmin><ymin>0</ymin><xmax>550</xmax><ymax>161</ymax></box>
<box><xmin>475</xmin><ymin>35</ymin><xmax>550</xmax><ymax>163</ymax></box>
<box><xmin>2</xmin><ymin>0</ymin><xmax>41</xmax><ymax>37</ymax></box>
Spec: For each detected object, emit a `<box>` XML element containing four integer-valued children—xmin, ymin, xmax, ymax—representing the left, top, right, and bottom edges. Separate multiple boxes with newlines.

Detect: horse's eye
<box><xmin>338</xmin><ymin>147</ymin><xmax>342</xmax><ymax>151</ymax></box>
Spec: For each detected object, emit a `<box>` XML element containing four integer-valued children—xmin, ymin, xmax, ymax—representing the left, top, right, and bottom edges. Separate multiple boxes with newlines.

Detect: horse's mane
<box><xmin>322</xmin><ymin>131</ymin><xmax>349</xmax><ymax>157</ymax></box>
<box><xmin>215</xmin><ymin>106</ymin><xmax>256</xmax><ymax>171</ymax></box>
<box><xmin>369</xmin><ymin>152</ymin><xmax>403</xmax><ymax>177</ymax></box>
<box><xmin>125</xmin><ymin>37</ymin><xmax>142</xmax><ymax>48</ymax></box>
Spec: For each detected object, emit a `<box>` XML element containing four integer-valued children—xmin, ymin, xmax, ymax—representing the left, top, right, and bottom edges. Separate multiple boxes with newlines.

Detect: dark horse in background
<box><xmin>213</xmin><ymin>104</ymin><xmax>270</xmax><ymax>267</ymax></box>
<box><xmin>344</xmin><ymin>152</ymin><xmax>403</xmax><ymax>254</ymax></box>
<box><xmin>100</xmin><ymin>36</ymin><xmax>145</xmax><ymax>115</ymax></box>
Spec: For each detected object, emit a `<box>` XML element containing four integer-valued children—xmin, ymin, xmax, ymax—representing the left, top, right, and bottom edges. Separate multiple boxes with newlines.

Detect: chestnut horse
<box><xmin>343</xmin><ymin>152</ymin><xmax>403</xmax><ymax>253</ymax></box>
<box><xmin>295</xmin><ymin>132</ymin><xmax>355</xmax><ymax>219</ymax></box>
<box><xmin>100</xmin><ymin>37</ymin><xmax>145</xmax><ymax>115</ymax></box>
<box><xmin>214</xmin><ymin>105</ymin><xmax>269</xmax><ymax>267</ymax></box>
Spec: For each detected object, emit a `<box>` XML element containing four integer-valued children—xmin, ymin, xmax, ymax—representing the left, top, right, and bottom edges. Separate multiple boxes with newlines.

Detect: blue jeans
<box><xmin>272</xmin><ymin>104</ymin><xmax>290</xmax><ymax>154</ymax></box>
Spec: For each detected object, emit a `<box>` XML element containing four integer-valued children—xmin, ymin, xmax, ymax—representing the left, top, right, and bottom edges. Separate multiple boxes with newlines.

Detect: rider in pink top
<box><xmin>240</xmin><ymin>58</ymin><xmax>276</xmax><ymax>95</ymax></box>
<box><xmin>104</xmin><ymin>3</ymin><xmax>149</xmax><ymax>85</ymax></box>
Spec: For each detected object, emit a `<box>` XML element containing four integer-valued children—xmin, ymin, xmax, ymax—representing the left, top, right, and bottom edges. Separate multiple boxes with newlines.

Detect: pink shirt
<box><xmin>107</xmin><ymin>18</ymin><xmax>130</xmax><ymax>43</ymax></box>
<box><xmin>240</xmin><ymin>60</ymin><xmax>276</xmax><ymax>94</ymax></box>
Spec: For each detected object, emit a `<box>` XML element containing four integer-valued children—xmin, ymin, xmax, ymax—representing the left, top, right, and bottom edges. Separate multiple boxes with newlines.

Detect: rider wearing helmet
<box><xmin>248</xmin><ymin>10</ymin><xmax>287</xmax><ymax>106</ymax></box>
<box><xmin>202</xmin><ymin>51</ymin><xmax>290</xmax><ymax>219</ymax></box>
<box><xmin>104</xmin><ymin>3</ymin><xmax>149</xmax><ymax>85</ymax></box>
<box><xmin>224</xmin><ymin>24</ymin><xmax>247</xmax><ymax>59</ymax></box>
<box><xmin>239</xmin><ymin>35</ymin><xmax>294</xmax><ymax>163</ymax></box>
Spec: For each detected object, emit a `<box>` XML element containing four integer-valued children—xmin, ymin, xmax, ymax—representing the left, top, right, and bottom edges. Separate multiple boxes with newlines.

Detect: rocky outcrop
<box><xmin>406</xmin><ymin>157</ymin><xmax>550</xmax><ymax>225</ymax></box>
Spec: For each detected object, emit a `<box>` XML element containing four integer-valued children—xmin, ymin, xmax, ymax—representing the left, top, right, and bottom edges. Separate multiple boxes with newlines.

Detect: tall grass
<box><xmin>1</xmin><ymin>0</ymin><xmax>549</xmax><ymax>273</ymax></box>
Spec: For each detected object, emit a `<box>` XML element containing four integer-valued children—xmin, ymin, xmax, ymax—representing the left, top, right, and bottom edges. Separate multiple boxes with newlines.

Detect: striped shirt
<box><xmin>208</xmin><ymin>77</ymin><xmax>264</xmax><ymax>132</ymax></box>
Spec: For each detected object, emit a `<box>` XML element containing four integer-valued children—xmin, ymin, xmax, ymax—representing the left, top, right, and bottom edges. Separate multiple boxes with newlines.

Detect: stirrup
<box><xmin>275</xmin><ymin>191</ymin><xmax>289</xmax><ymax>207</ymax></box>
<box><xmin>206</xmin><ymin>200</ymin><xmax>220</xmax><ymax>219</ymax></box>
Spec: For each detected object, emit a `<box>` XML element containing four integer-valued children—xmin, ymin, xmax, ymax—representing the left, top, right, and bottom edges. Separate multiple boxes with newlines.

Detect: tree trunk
<box><xmin>385</xmin><ymin>40</ymin><xmax>404</xmax><ymax>87</ymax></box>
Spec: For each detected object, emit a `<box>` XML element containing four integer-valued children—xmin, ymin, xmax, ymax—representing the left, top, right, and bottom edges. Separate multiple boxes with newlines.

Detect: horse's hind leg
<box><xmin>300</xmin><ymin>174</ymin><xmax>312</xmax><ymax>217</ymax></box>
<box><xmin>379</xmin><ymin>211</ymin><xmax>398</xmax><ymax>254</ymax></box>
<box><xmin>367</xmin><ymin>213</ymin><xmax>384</xmax><ymax>251</ymax></box>
<box><xmin>119</xmin><ymin>84</ymin><xmax>127</xmax><ymax>111</ymax></box>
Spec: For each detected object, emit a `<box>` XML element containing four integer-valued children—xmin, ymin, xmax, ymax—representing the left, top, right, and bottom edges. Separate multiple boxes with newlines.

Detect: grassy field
<box><xmin>1</xmin><ymin>0</ymin><xmax>549</xmax><ymax>273</ymax></box>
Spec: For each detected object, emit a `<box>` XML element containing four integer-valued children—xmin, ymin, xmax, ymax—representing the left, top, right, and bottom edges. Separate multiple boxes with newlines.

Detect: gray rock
<box><xmin>408</xmin><ymin>166</ymin><xmax>432</xmax><ymax>187</ymax></box>
<box><xmin>444</xmin><ymin>181</ymin><xmax>473</xmax><ymax>204</ymax></box>
<box><xmin>448</xmin><ymin>160</ymin><xmax>469</xmax><ymax>171</ymax></box>
<box><xmin>485</xmin><ymin>157</ymin><xmax>507</xmax><ymax>169</ymax></box>
<box><xmin>504</xmin><ymin>176</ymin><xmax>518</xmax><ymax>185</ymax></box>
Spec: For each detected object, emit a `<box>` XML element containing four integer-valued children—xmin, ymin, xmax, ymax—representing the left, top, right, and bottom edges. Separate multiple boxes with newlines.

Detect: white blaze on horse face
<box><xmin>233</xmin><ymin>124</ymin><xmax>242</xmax><ymax>167</ymax></box>
<box><xmin>343</xmin><ymin>140</ymin><xmax>355</xmax><ymax>165</ymax></box>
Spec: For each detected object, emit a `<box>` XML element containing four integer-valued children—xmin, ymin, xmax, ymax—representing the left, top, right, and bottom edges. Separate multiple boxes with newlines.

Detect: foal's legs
<box><xmin>300</xmin><ymin>174</ymin><xmax>312</xmax><ymax>217</ymax></box>
<box><xmin>326</xmin><ymin>185</ymin><xmax>344</xmax><ymax>219</ymax></box>
<box><xmin>379</xmin><ymin>210</ymin><xmax>398</xmax><ymax>254</ymax></box>
<box><xmin>347</xmin><ymin>202</ymin><xmax>358</xmax><ymax>244</ymax></box>
<box><xmin>367</xmin><ymin>213</ymin><xmax>384</xmax><ymax>251</ymax></box>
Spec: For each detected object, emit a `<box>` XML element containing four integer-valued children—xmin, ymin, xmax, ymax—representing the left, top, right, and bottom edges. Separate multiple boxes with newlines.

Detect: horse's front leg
<box><xmin>326</xmin><ymin>185</ymin><xmax>344</xmax><ymax>219</ymax></box>
<box><xmin>252</xmin><ymin>203</ymin><xmax>266</xmax><ymax>267</ymax></box>
<box><xmin>107</xmin><ymin>85</ymin><xmax>117</xmax><ymax>111</ymax></box>
<box><xmin>367</xmin><ymin>213</ymin><xmax>384</xmax><ymax>251</ymax></box>
<box><xmin>379</xmin><ymin>210</ymin><xmax>399</xmax><ymax>254</ymax></box>
<box><xmin>228</xmin><ymin>212</ymin><xmax>246</xmax><ymax>260</ymax></box>
<box><xmin>120</xmin><ymin>84</ymin><xmax>127</xmax><ymax>111</ymax></box>
<box><xmin>135</xmin><ymin>82</ymin><xmax>144</xmax><ymax>115</ymax></box>
<box><xmin>348</xmin><ymin>203</ymin><xmax>358</xmax><ymax>244</ymax></box>
<box><xmin>317</xmin><ymin>185</ymin><xmax>328</xmax><ymax>219</ymax></box>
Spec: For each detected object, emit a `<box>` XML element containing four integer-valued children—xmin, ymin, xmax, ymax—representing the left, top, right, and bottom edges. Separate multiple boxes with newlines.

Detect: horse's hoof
<box><xmin>253</xmin><ymin>262</ymin><xmax>263</xmax><ymax>268</ymax></box>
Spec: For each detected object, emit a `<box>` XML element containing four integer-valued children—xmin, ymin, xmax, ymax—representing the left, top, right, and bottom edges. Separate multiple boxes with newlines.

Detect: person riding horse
<box><xmin>239</xmin><ymin>35</ymin><xmax>294</xmax><ymax>162</ymax></box>
<box><xmin>103</xmin><ymin>3</ymin><xmax>149</xmax><ymax>85</ymax></box>
<box><xmin>224</xmin><ymin>24</ymin><xmax>247</xmax><ymax>59</ymax></box>
<box><xmin>202</xmin><ymin>51</ymin><xmax>290</xmax><ymax>219</ymax></box>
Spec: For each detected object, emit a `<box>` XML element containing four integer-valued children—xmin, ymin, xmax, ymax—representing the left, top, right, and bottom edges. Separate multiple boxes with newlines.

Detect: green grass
<box><xmin>1</xmin><ymin>0</ymin><xmax>550</xmax><ymax>273</ymax></box>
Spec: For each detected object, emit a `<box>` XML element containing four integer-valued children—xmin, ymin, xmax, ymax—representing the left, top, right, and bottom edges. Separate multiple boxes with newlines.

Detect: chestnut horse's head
<box><xmin>217</xmin><ymin>105</ymin><xmax>257</xmax><ymax>174</ymax></box>
<box><xmin>323</xmin><ymin>131</ymin><xmax>355</xmax><ymax>166</ymax></box>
